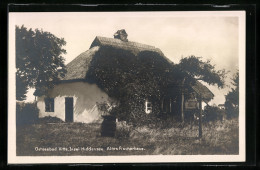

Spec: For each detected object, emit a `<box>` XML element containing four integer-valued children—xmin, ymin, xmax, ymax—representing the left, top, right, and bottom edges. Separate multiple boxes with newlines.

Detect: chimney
<box><xmin>113</xmin><ymin>29</ymin><xmax>128</xmax><ymax>42</ymax></box>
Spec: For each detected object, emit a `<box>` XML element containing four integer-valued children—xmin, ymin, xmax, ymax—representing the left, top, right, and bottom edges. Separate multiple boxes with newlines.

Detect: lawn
<box><xmin>16</xmin><ymin>118</ymin><xmax>239</xmax><ymax>156</ymax></box>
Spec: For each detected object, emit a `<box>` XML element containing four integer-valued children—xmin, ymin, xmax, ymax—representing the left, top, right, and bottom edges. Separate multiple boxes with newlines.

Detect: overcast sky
<box><xmin>10</xmin><ymin>12</ymin><xmax>244</xmax><ymax>105</ymax></box>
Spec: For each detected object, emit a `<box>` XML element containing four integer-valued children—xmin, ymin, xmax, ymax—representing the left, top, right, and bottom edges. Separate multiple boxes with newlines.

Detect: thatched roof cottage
<box><xmin>37</xmin><ymin>29</ymin><xmax>214</xmax><ymax>123</ymax></box>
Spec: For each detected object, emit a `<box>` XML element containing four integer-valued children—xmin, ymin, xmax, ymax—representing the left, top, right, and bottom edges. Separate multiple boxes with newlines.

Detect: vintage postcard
<box><xmin>8</xmin><ymin>11</ymin><xmax>245</xmax><ymax>164</ymax></box>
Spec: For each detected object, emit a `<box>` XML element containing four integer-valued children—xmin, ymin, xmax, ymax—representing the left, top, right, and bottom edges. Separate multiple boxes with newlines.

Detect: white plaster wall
<box><xmin>37</xmin><ymin>96</ymin><xmax>66</xmax><ymax>121</ymax></box>
<box><xmin>37</xmin><ymin>82</ymin><xmax>112</xmax><ymax>123</ymax></box>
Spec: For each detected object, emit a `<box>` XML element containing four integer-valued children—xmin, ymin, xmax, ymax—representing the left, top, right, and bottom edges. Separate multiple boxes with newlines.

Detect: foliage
<box><xmin>86</xmin><ymin>47</ymin><xmax>176</xmax><ymax>124</ymax></box>
<box><xmin>226</xmin><ymin>71</ymin><xmax>239</xmax><ymax>105</ymax></box>
<box><xmin>177</xmin><ymin>56</ymin><xmax>228</xmax><ymax>88</ymax></box>
<box><xmin>37</xmin><ymin>116</ymin><xmax>64</xmax><ymax>123</ymax></box>
<box><xmin>115</xmin><ymin>121</ymin><xmax>132</xmax><ymax>139</ymax></box>
<box><xmin>203</xmin><ymin>105</ymin><xmax>225</xmax><ymax>122</ymax></box>
<box><xmin>16</xmin><ymin>25</ymin><xmax>67</xmax><ymax>100</ymax></box>
<box><xmin>225</xmin><ymin>71</ymin><xmax>239</xmax><ymax>118</ymax></box>
<box><xmin>16</xmin><ymin>72</ymin><xmax>29</xmax><ymax>101</ymax></box>
<box><xmin>176</xmin><ymin>56</ymin><xmax>228</xmax><ymax>138</ymax></box>
<box><xmin>16</xmin><ymin>102</ymin><xmax>39</xmax><ymax>126</ymax></box>
<box><xmin>96</xmin><ymin>99</ymin><xmax>118</xmax><ymax>116</ymax></box>
<box><xmin>87</xmin><ymin>49</ymin><xmax>228</xmax><ymax>125</ymax></box>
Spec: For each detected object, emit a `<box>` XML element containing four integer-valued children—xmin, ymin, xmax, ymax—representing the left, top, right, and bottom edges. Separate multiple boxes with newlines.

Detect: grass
<box><xmin>16</xmin><ymin>118</ymin><xmax>238</xmax><ymax>156</ymax></box>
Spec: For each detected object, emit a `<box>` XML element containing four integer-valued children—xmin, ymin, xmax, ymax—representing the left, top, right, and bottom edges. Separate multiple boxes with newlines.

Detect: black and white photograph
<box><xmin>8</xmin><ymin>11</ymin><xmax>245</xmax><ymax>163</ymax></box>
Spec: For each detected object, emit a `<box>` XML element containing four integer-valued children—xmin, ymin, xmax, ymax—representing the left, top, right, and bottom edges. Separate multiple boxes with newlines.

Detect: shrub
<box><xmin>16</xmin><ymin>102</ymin><xmax>39</xmax><ymax>126</ymax></box>
<box><xmin>37</xmin><ymin>116</ymin><xmax>64</xmax><ymax>123</ymax></box>
<box><xmin>115</xmin><ymin>121</ymin><xmax>132</xmax><ymax>139</ymax></box>
<box><xmin>225</xmin><ymin>101</ymin><xmax>239</xmax><ymax>119</ymax></box>
<box><xmin>225</xmin><ymin>71</ymin><xmax>239</xmax><ymax>119</ymax></box>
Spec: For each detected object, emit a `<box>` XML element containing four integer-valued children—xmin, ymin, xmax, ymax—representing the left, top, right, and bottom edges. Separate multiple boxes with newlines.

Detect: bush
<box><xmin>203</xmin><ymin>105</ymin><xmax>225</xmax><ymax>122</ymax></box>
<box><xmin>115</xmin><ymin>121</ymin><xmax>132</xmax><ymax>139</ymax></box>
<box><xmin>225</xmin><ymin>101</ymin><xmax>239</xmax><ymax>119</ymax></box>
<box><xmin>16</xmin><ymin>102</ymin><xmax>39</xmax><ymax>126</ymax></box>
<box><xmin>37</xmin><ymin>116</ymin><xmax>64</xmax><ymax>123</ymax></box>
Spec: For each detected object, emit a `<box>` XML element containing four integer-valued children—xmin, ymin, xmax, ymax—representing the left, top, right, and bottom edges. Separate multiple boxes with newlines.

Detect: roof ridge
<box><xmin>95</xmin><ymin>36</ymin><xmax>157</xmax><ymax>49</ymax></box>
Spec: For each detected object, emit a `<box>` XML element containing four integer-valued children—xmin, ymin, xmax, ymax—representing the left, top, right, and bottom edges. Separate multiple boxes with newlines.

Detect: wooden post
<box><xmin>181</xmin><ymin>78</ymin><xmax>186</xmax><ymax>123</ymax></box>
<box><xmin>169</xmin><ymin>98</ymin><xmax>172</xmax><ymax>113</ymax></box>
<box><xmin>198</xmin><ymin>97</ymin><xmax>202</xmax><ymax>138</ymax></box>
<box><xmin>161</xmin><ymin>98</ymin><xmax>164</xmax><ymax>112</ymax></box>
<box><xmin>181</xmin><ymin>91</ymin><xmax>185</xmax><ymax>123</ymax></box>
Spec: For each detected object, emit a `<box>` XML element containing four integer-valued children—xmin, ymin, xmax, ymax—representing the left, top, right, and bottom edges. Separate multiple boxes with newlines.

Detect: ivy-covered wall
<box><xmin>85</xmin><ymin>46</ymin><xmax>183</xmax><ymax>124</ymax></box>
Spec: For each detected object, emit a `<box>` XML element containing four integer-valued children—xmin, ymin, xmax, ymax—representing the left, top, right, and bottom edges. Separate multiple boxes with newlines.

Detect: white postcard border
<box><xmin>8</xmin><ymin>11</ymin><xmax>246</xmax><ymax>164</ymax></box>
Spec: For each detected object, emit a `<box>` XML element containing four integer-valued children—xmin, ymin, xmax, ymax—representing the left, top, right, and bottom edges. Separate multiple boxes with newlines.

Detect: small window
<box><xmin>45</xmin><ymin>98</ymin><xmax>54</xmax><ymax>112</ymax></box>
<box><xmin>145</xmin><ymin>101</ymin><xmax>152</xmax><ymax>114</ymax></box>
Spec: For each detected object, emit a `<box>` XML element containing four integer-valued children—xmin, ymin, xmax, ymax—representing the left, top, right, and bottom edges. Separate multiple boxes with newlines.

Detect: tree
<box><xmin>16</xmin><ymin>25</ymin><xmax>67</xmax><ymax>100</ymax></box>
<box><xmin>177</xmin><ymin>56</ymin><xmax>227</xmax><ymax>88</ymax></box>
<box><xmin>16</xmin><ymin>72</ymin><xmax>29</xmax><ymax>101</ymax></box>
<box><xmin>176</xmin><ymin>55</ymin><xmax>228</xmax><ymax>137</ymax></box>
<box><xmin>225</xmin><ymin>71</ymin><xmax>239</xmax><ymax>118</ymax></box>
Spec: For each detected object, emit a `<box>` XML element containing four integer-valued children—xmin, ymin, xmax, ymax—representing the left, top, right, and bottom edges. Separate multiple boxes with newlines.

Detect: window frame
<box><xmin>45</xmin><ymin>97</ymin><xmax>54</xmax><ymax>112</ymax></box>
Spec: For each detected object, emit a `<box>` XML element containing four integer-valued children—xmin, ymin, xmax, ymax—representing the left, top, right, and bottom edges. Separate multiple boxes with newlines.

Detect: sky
<box><xmin>10</xmin><ymin>12</ymin><xmax>244</xmax><ymax>105</ymax></box>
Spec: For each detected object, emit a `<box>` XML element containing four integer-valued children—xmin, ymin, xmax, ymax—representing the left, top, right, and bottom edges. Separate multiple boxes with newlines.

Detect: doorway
<box><xmin>65</xmin><ymin>97</ymin><xmax>73</xmax><ymax>122</ymax></box>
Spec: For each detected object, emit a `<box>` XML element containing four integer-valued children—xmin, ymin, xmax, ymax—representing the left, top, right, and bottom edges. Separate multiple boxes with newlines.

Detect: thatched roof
<box><xmin>191</xmin><ymin>81</ymin><xmax>214</xmax><ymax>103</ymax></box>
<box><xmin>90</xmin><ymin>36</ymin><xmax>164</xmax><ymax>56</ymax></box>
<box><xmin>61</xmin><ymin>35</ymin><xmax>214</xmax><ymax>103</ymax></box>
<box><xmin>62</xmin><ymin>36</ymin><xmax>167</xmax><ymax>81</ymax></box>
<box><xmin>62</xmin><ymin>46</ymin><xmax>100</xmax><ymax>81</ymax></box>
